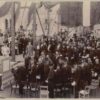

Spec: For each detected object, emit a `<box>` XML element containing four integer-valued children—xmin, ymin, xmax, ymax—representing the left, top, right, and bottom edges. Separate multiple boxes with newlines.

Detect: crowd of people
<box><xmin>1</xmin><ymin>26</ymin><xmax>100</xmax><ymax>98</ymax></box>
<box><xmin>29</xmin><ymin>28</ymin><xmax>100</xmax><ymax>98</ymax></box>
<box><xmin>0</xmin><ymin>31</ymin><xmax>33</xmax><ymax>56</ymax></box>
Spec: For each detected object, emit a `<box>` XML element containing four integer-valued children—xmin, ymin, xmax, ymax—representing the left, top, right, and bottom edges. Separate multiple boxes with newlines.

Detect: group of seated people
<box><xmin>11</xmin><ymin>28</ymin><xmax>100</xmax><ymax>98</ymax></box>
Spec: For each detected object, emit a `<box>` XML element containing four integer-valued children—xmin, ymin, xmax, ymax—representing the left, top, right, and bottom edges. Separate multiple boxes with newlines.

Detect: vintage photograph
<box><xmin>0</xmin><ymin>0</ymin><xmax>100</xmax><ymax>98</ymax></box>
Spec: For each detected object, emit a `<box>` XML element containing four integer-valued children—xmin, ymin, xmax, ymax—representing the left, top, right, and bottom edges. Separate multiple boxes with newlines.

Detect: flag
<box><xmin>49</xmin><ymin>3</ymin><xmax>60</xmax><ymax>36</ymax></box>
<box><xmin>36</xmin><ymin>5</ymin><xmax>48</xmax><ymax>36</ymax></box>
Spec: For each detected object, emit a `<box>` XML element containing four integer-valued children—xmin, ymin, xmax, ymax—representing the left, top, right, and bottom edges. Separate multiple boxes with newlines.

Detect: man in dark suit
<box><xmin>54</xmin><ymin>65</ymin><xmax>62</xmax><ymax>84</ymax></box>
<box><xmin>48</xmin><ymin>65</ymin><xmax>55</xmax><ymax>98</ymax></box>
<box><xmin>16</xmin><ymin>66</ymin><xmax>27</xmax><ymax>96</ymax></box>
<box><xmin>61</xmin><ymin>63</ymin><xmax>72</xmax><ymax>86</ymax></box>
<box><xmin>25</xmin><ymin>55</ymin><xmax>31</xmax><ymax>72</ymax></box>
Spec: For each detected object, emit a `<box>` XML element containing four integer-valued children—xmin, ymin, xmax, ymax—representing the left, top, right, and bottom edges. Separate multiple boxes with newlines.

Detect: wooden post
<box><xmin>11</xmin><ymin>2</ymin><xmax>15</xmax><ymax>61</ymax></box>
<box><xmin>32</xmin><ymin>3</ymin><xmax>36</xmax><ymax>47</ymax></box>
<box><xmin>58</xmin><ymin>5</ymin><xmax>61</xmax><ymax>33</ymax></box>
<box><xmin>47</xmin><ymin>8</ymin><xmax>50</xmax><ymax>36</ymax></box>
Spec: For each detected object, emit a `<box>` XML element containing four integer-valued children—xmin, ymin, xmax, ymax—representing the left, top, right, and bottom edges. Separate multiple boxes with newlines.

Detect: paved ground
<box><xmin>0</xmin><ymin>86</ymin><xmax>100</xmax><ymax>98</ymax></box>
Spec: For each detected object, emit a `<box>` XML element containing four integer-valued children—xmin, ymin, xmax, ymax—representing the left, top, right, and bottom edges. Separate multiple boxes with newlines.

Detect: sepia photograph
<box><xmin>0</xmin><ymin>0</ymin><xmax>100</xmax><ymax>99</ymax></box>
